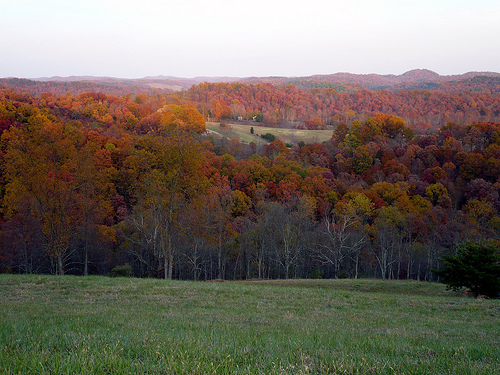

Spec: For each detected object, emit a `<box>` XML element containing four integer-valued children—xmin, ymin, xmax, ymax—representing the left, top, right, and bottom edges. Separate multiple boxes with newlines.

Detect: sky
<box><xmin>2</xmin><ymin>0</ymin><xmax>500</xmax><ymax>79</ymax></box>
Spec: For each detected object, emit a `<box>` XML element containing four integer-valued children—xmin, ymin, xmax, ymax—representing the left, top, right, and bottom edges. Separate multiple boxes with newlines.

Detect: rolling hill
<box><xmin>2</xmin><ymin>69</ymin><xmax>500</xmax><ymax>95</ymax></box>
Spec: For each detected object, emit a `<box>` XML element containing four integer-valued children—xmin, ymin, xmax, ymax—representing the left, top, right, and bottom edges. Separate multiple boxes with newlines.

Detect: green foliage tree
<box><xmin>353</xmin><ymin>145</ymin><xmax>373</xmax><ymax>174</ymax></box>
<box><xmin>433</xmin><ymin>241</ymin><xmax>500</xmax><ymax>298</ymax></box>
<box><xmin>261</xmin><ymin>133</ymin><xmax>276</xmax><ymax>142</ymax></box>
<box><xmin>425</xmin><ymin>182</ymin><xmax>449</xmax><ymax>205</ymax></box>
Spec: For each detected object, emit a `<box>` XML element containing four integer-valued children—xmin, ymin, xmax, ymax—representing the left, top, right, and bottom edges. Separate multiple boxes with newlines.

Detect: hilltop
<box><xmin>2</xmin><ymin>70</ymin><xmax>500</xmax><ymax>95</ymax></box>
<box><xmin>241</xmin><ymin>69</ymin><xmax>500</xmax><ymax>91</ymax></box>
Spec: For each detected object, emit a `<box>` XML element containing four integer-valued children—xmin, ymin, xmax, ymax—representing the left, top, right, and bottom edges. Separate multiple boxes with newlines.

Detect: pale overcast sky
<box><xmin>2</xmin><ymin>0</ymin><xmax>499</xmax><ymax>79</ymax></box>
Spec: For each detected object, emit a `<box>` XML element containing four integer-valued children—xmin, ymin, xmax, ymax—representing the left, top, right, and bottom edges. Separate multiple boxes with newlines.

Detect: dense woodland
<box><xmin>180</xmin><ymin>82</ymin><xmax>500</xmax><ymax>129</ymax></box>
<box><xmin>1</xmin><ymin>79</ymin><xmax>500</xmax><ymax>281</ymax></box>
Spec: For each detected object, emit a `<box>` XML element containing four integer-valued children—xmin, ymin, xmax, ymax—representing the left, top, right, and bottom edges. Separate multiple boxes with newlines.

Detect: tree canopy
<box><xmin>1</xmin><ymin>86</ymin><xmax>500</xmax><ymax>283</ymax></box>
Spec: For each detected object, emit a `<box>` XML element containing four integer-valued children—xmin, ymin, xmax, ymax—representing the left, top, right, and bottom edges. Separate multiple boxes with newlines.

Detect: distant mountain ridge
<box><xmin>33</xmin><ymin>75</ymin><xmax>241</xmax><ymax>91</ymax></box>
<box><xmin>2</xmin><ymin>70</ymin><xmax>500</xmax><ymax>95</ymax></box>
<box><xmin>241</xmin><ymin>69</ymin><xmax>500</xmax><ymax>91</ymax></box>
<box><xmin>29</xmin><ymin>69</ymin><xmax>500</xmax><ymax>86</ymax></box>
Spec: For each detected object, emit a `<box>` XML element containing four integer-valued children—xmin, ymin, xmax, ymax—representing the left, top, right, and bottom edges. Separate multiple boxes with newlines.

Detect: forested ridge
<box><xmin>1</xmin><ymin>80</ymin><xmax>500</xmax><ymax>281</ymax></box>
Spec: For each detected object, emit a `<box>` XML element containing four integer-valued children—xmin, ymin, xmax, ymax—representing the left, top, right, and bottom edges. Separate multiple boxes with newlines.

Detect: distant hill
<box><xmin>241</xmin><ymin>69</ymin><xmax>500</xmax><ymax>92</ymax></box>
<box><xmin>2</xmin><ymin>70</ymin><xmax>500</xmax><ymax>96</ymax></box>
<box><xmin>0</xmin><ymin>77</ymin><xmax>165</xmax><ymax>97</ymax></box>
<box><xmin>33</xmin><ymin>75</ymin><xmax>241</xmax><ymax>92</ymax></box>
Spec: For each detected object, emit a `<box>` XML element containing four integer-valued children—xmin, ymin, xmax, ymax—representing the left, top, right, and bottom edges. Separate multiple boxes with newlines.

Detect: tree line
<box><xmin>0</xmin><ymin>87</ymin><xmax>499</xmax><ymax>280</ymax></box>
<box><xmin>180</xmin><ymin>82</ymin><xmax>500</xmax><ymax>129</ymax></box>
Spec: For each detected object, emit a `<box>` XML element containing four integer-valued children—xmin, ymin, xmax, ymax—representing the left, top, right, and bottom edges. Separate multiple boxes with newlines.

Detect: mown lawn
<box><xmin>206</xmin><ymin>122</ymin><xmax>333</xmax><ymax>146</ymax></box>
<box><xmin>0</xmin><ymin>275</ymin><xmax>499</xmax><ymax>374</ymax></box>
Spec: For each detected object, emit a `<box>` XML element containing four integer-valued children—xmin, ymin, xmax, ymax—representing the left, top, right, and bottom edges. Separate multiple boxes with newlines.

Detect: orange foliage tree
<box><xmin>1</xmin><ymin>114</ymin><xmax>106</xmax><ymax>275</ymax></box>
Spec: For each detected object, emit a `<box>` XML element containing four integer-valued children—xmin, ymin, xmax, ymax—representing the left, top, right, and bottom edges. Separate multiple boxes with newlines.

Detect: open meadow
<box><xmin>205</xmin><ymin>122</ymin><xmax>333</xmax><ymax>146</ymax></box>
<box><xmin>0</xmin><ymin>275</ymin><xmax>499</xmax><ymax>374</ymax></box>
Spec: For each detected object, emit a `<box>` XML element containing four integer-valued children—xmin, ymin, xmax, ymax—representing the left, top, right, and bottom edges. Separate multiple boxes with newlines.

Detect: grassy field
<box><xmin>206</xmin><ymin>122</ymin><xmax>333</xmax><ymax>146</ymax></box>
<box><xmin>1</xmin><ymin>275</ymin><xmax>499</xmax><ymax>374</ymax></box>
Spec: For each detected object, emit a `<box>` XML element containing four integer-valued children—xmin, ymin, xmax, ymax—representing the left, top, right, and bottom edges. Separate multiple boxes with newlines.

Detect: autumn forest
<box><xmin>1</xmin><ymin>71</ymin><xmax>500</xmax><ymax>281</ymax></box>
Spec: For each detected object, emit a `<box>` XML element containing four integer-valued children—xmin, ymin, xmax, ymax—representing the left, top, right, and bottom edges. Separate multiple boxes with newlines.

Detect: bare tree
<box><xmin>317</xmin><ymin>195</ymin><xmax>371</xmax><ymax>278</ymax></box>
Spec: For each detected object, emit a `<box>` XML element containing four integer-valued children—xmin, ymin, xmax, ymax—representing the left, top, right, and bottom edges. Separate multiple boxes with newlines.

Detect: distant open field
<box><xmin>206</xmin><ymin>122</ymin><xmax>333</xmax><ymax>146</ymax></box>
<box><xmin>1</xmin><ymin>275</ymin><xmax>499</xmax><ymax>374</ymax></box>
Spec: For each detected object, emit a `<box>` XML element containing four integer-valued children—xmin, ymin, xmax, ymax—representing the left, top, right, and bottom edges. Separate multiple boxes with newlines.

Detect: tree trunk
<box><xmin>193</xmin><ymin>243</ymin><xmax>198</xmax><ymax>281</ymax></box>
<box><xmin>168</xmin><ymin>250</ymin><xmax>173</xmax><ymax>280</ymax></box>
<box><xmin>354</xmin><ymin>253</ymin><xmax>359</xmax><ymax>279</ymax></box>
<box><xmin>218</xmin><ymin>248</ymin><xmax>222</xmax><ymax>279</ymax></box>
<box><xmin>167</xmin><ymin>254</ymin><xmax>168</xmax><ymax>280</ymax></box>
<box><xmin>165</xmin><ymin>236</ymin><xmax>173</xmax><ymax>280</ymax></box>
<box><xmin>217</xmin><ymin>231</ymin><xmax>223</xmax><ymax>280</ymax></box>
<box><xmin>84</xmin><ymin>233</ymin><xmax>89</xmax><ymax>276</ymax></box>
<box><xmin>57</xmin><ymin>253</ymin><xmax>64</xmax><ymax>275</ymax></box>
<box><xmin>84</xmin><ymin>247</ymin><xmax>88</xmax><ymax>276</ymax></box>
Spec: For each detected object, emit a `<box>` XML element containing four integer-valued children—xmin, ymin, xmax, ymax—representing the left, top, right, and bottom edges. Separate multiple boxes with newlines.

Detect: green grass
<box><xmin>206</xmin><ymin>122</ymin><xmax>333</xmax><ymax>146</ymax></box>
<box><xmin>1</xmin><ymin>275</ymin><xmax>499</xmax><ymax>374</ymax></box>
